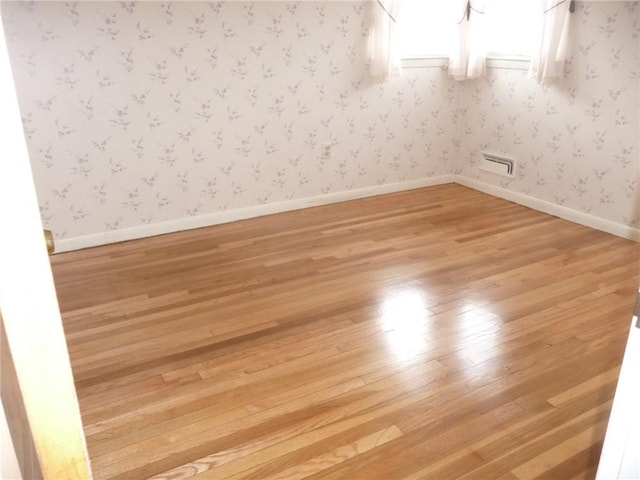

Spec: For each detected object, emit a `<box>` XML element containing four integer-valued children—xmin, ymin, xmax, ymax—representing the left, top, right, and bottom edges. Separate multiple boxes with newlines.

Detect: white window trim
<box><xmin>401</xmin><ymin>56</ymin><xmax>448</xmax><ymax>69</ymax></box>
<box><xmin>401</xmin><ymin>56</ymin><xmax>530</xmax><ymax>71</ymax></box>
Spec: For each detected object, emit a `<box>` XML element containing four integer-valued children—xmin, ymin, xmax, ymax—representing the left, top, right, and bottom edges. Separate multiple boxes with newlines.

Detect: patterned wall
<box><xmin>2</xmin><ymin>1</ymin><xmax>638</xmax><ymax>241</ymax></box>
<box><xmin>1</xmin><ymin>1</ymin><xmax>459</xmax><ymax>240</ymax></box>
<box><xmin>456</xmin><ymin>1</ymin><xmax>640</xmax><ymax>229</ymax></box>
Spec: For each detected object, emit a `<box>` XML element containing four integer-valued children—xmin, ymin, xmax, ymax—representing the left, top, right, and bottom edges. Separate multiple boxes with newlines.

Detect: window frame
<box><xmin>396</xmin><ymin>0</ymin><xmax>537</xmax><ymax>72</ymax></box>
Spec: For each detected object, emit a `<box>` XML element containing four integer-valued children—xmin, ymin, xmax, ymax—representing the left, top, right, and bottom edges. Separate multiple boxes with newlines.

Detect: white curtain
<box><xmin>369</xmin><ymin>0</ymin><xmax>403</xmax><ymax>81</ymax></box>
<box><xmin>448</xmin><ymin>0</ymin><xmax>491</xmax><ymax>81</ymax></box>
<box><xmin>529</xmin><ymin>0</ymin><xmax>571</xmax><ymax>85</ymax></box>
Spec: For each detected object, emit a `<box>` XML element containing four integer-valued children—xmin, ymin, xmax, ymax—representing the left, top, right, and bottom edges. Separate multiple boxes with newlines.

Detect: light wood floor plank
<box><xmin>50</xmin><ymin>184</ymin><xmax>639</xmax><ymax>479</ymax></box>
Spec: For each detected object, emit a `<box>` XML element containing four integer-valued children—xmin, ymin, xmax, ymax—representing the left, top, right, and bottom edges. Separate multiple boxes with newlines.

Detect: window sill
<box><xmin>401</xmin><ymin>56</ymin><xmax>448</xmax><ymax>69</ymax></box>
<box><xmin>401</xmin><ymin>56</ymin><xmax>530</xmax><ymax>71</ymax></box>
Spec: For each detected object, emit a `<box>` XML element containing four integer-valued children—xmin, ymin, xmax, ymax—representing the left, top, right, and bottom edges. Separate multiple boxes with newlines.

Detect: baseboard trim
<box><xmin>55</xmin><ymin>174</ymin><xmax>639</xmax><ymax>253</ymax></box>
<box><xmin>454</xmin><ymin>175</ymin><xmax>640</xmax><ymax>242</ymax></box>
<box><xmin>55</xmin><ymin>175</ymin><xmax>455</xmax><ymax>252</ymax></box>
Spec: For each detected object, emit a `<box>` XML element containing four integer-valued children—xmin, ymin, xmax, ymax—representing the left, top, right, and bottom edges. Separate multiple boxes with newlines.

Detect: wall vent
<box><xmin>480</xmin><ymin>152</ymin><xmax>515</xmax><ymax>177</ymax></box>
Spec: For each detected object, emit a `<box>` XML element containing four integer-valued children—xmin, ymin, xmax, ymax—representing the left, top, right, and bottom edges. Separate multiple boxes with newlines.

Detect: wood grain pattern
<box><xmin>50</xmin><ymin>184</ymin><xmax>640</xmax><ymax>479</ymax></box>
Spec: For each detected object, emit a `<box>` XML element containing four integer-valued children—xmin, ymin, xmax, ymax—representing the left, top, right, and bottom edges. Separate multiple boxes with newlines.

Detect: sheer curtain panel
<box><xmin>448</xmin><ymin>0</ymin><xmax>491</xmax><ymax>81</ymax></box>
<box><xmin>529</xmin><ymin>0</ymin><xmax>571</xmax><ymax>84</ymax></box>
<box><xmin>369</xmin><ymin>0</ymin><xmax>403</xmax><ymax>81</ymax></box>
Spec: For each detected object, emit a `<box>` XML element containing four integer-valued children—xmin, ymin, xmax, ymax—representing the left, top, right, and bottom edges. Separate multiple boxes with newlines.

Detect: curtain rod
<box><xmin>545</xmin><ymin>0</ymin><xmax>575</xmax><ymax>14</ymax></box>
<box><xmin>375</xmin><ymin>0</ymin><xmax>396</xmax><ymax>23</ymax></box>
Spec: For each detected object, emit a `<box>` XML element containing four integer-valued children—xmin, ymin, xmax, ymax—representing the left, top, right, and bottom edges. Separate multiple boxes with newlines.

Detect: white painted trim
<box><xmin>55</xmin><ymin>175</ymin><xmax>455</xmax><ymax>252</ymax></box>
<box><xmin>1</xmin><ymin>406</ymin><xmax>21</xmax><ymax>480</ymax></box>
<box><xmin>454</xmin><ymin>175</ymin><xmax>640</xmax><ymax>242</ymax></box>
<box><xmin>401</xmin><ymin>57</ymin><xmax>447</xmax><ymax>69</ymax></box>
<box><xmin>1</xmin><ymin>14</ymin><xmax>91</xmax><ymax>477</ymax></box>
<box><xmin>55</xmin><ymin>173</ymin><xmax>639</xmax><ymax>253</ymax></box>
<box><xmin>486</xmin><ymin>57</ymin><xmax>530</xmax><ymax>71</ymax></box>
<box><xmin>597</xmin><ymin>300</ymin><xmax>640</xmax><ymax>480</ymax></box>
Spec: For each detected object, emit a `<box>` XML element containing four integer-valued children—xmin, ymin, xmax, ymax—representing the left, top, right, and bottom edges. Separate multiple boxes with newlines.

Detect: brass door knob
<box><xmin>44</xmin><ymin>230</ymin><xmax>55</xmax><ymax>255</ymax></box>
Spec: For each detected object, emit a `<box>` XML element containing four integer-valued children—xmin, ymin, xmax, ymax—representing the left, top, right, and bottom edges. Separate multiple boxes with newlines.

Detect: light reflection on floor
<box><xmin>378</xmin><ymin>288</ymin><xmax>431</xmax><ymax>362</ymax></box>
<box><xmin>376</xmin><ymin>288</ymin><xmax>504</xmax><ymax>379</ymax></box>
<box><xmin>456</xmin><ymin>303</ymin><xmax>500</xmax><ymax>353</ymax></box>
<box><xmin>455</xmin><ymin>303</ymin><xmax>502</xmax><ymax>384</ymax></box>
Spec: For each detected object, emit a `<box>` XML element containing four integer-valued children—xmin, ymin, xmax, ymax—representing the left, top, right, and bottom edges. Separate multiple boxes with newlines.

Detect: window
<box><xmin>397</xmin><ymin>0</ymin><xmax>540</xmax><ymax>60</ymax></box>
<box><xmin>396</xmin><ymin>1</ymin><xmax>457</xmax><ymax>58</ymax></box>
<box><xmin>485</xmin><ymin>0</ymin><xmax>539</xmax><ymax>58</ymax></box>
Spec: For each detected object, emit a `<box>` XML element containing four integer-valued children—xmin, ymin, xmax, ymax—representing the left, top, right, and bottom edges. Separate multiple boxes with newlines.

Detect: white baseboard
<box><xmin>55</xmin><ymin>175</ymin><xmax>455</xmax><ymax>252</ymax></box>
<box><xmin>55</xmin><ymin>174</ymin><xmax>639</xmax><ymax>253</ymax></box>
<box><xmin>454</xmin><ymin>175</ymin><xmax>640</xmax><ymax>242</ymax></box>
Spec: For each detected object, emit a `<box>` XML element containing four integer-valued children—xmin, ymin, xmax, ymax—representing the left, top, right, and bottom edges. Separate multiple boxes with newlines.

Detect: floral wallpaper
<box><xmin>456</xmin><ymin>1</ymin><xmax>639</xmax><ymax>229</ymax></box>
<box><xmin>1</xmin><ymin>1</ymin><xmax>458</xmax><ymax>241</ymax></box>
<box><xmin>1</xmin><ymin>1</ymin><xmax>638</xmax><ymax>243</ymax></box>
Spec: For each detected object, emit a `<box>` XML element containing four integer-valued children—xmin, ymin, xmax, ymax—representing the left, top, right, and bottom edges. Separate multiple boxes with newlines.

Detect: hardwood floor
<box><xmin>51</xmin><ymin>184</ymin><xmax>640</xmax><ymax>480</ymax></box>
